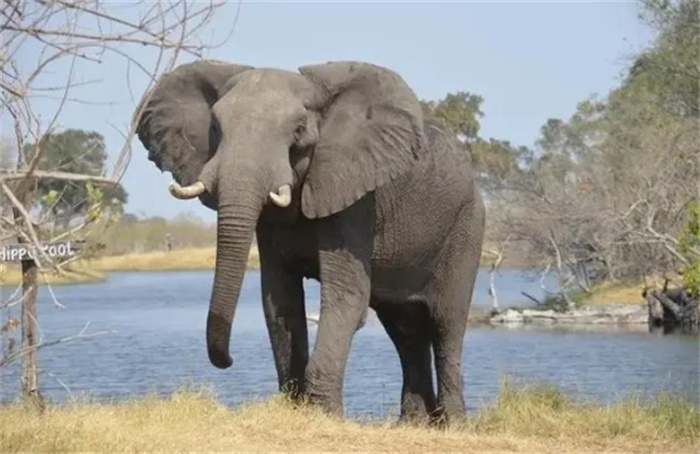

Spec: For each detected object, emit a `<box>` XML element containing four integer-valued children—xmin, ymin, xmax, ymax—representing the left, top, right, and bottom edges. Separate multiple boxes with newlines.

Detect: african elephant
<box><xmin>133</xmin><ymin>59</ymin><xmax>486</xmax><ymax>425</ymax></box>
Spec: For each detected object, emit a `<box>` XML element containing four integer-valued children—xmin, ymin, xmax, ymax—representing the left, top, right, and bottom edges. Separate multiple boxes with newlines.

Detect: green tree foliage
<box><xmin>678</xmin><ymin>202</ymin><xmax>700</xmax><ymax>296</ymax></box>
<box><xmin>636</xmin><ymin>0</ymin><xmax>699</xmax><ymax>117</ymax></box>
<box><xmin>421</xmin><ymin>92</ymin><xmax>527</xmax><ymax>189</ymax></box>
<box><xmin>471</xmin><ymin>138</ymin><xmax>529</xmax><ymax>189</ymax></box>
<box><xmin>23</xmin><ymin>129</ymin><xmax>128</xmax><ymax>227</ymax></box>
<box><xmin>420</xmin><ymin>92</ymin><xmax>484</xmax><ymax>142</ymax></box>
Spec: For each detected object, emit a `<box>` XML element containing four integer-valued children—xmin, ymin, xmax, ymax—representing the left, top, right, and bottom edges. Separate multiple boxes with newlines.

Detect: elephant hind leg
<box><xmin>427</xmin><ymin>297</ymin><xmax>469</xmax><ymax>427</ymax></box>
<box><xmin>427</xmin><ymin>202</ymin><xmax>485</xmax><ymax>427</ymax></box>
<box><xmin>373</xmin><ymin>299</ymin><xmax>437</xmax><ymax>425</ymax></box>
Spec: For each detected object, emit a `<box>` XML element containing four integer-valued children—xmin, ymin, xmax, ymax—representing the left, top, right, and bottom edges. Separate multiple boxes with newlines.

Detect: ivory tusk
<box><xmin>269</xmin><ymin>184</ymin><xmax>292</xmax><ymax>207</ymax></box>
<box><xmin>168</xmin><ymin>181</ymin><xmax>206</xmax><ymax>199</ymax></box>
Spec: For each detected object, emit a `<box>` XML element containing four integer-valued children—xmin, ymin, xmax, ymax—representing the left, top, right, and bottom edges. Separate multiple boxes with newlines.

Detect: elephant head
<box><xmin>133</xmin><ymin>60</ymin><xmax>255</xmax><ymax>210</ymax></box>
<box><xmin>134</xmin><ymin>60</ymin><xmax>426</xmax><ymax>369</ymax></box>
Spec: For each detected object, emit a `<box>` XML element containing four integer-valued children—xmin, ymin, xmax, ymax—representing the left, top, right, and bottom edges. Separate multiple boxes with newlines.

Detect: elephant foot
<box><xmin>304</xmin><ymin>389</ymin><xmax>343</xmax><ymax>418</ymax></box>
<box><xmin>304</xmin><ymin>360</ymin><xmax>345</xmax><ymax>417</ymax></box>
<box><xmin>396</xmin><ymin>394</ymin><xmax>436</xmax><ymax>427</ymax></box>
<box><xmin>279</xmin><ymin>378</ymin><xmax>306</xmax><ymax>403</ymax></box>
<box><xmin>428</xmin><ymin>404</ymin><xmax>468</xmax><ymax>429</ymax></box>
<box><xmin>397</xmin><ymin>411</ymin><xmax>432</xmax><ymax>427</ymax></box>
<box><xmin>303</xmin><ymin>378</ymin><xmax>343</xmax><ymax>417</ymax></box>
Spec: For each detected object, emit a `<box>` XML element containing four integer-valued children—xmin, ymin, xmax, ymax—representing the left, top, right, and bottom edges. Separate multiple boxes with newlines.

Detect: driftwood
<box><xmin>520</xmin><ymin>291</ymin><xmax>543</xmax><ymax>305</ymax></box>
<box><xmin>644</xmin><ymin>282</ymin><xmax>699</xmax><ymax>334</ymax></box>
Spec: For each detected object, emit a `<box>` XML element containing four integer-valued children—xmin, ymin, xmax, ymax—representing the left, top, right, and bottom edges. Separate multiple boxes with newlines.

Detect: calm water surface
<box><xmin>1</xmin><ymin>269</ymin><xmax>697</xmax><ymax>418</ymax></box>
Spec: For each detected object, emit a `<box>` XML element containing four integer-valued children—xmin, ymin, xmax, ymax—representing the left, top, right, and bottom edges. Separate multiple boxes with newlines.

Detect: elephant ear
<box><xmin>135</xmin><ymin>60</ymin><xmax>254</xmax><ymax>190</ymax></box>
<box><xmin>298</xmin><ymin>61</ymin><xmax>426</xmax><ymax>219</ymax></box>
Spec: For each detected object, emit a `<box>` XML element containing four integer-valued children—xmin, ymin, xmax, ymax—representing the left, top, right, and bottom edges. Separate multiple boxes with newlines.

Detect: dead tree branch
<box><xmin>0</xmin><ymin>0</ymin><xmax>237</xmax><ymax>408</ymax></box>
<box><xmin>483</xmin><ymin>235</ymin><xmax>512</xmax><ymax>313</ymax></box>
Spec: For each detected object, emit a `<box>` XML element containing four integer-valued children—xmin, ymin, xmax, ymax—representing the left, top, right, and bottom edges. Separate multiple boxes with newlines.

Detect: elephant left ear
<box><xmin>298</xmin><ymin>61</ymin><xmax>426</xmax><ymax>219</ymax></box>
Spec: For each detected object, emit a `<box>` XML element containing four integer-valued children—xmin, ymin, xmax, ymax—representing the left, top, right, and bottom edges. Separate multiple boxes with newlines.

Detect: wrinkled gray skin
<box><xmin>134</xmin><ymin>60</ymin><xmax>486</xmax><ymax>425</ymax></box>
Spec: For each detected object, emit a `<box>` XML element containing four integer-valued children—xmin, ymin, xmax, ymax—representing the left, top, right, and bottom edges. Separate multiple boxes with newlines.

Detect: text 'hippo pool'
<box><xmin>0</xmin><ymin>240</ymin><xmax>85</xmax><ymax>262</ymax></box>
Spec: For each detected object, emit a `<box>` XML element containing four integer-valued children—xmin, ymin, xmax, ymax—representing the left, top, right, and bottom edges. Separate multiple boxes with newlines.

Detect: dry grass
<box><xmin>582</xmin><ymin>274</ymin><xmax>685</xmax><ymax>306</ymax></box>
<box><xmin>76</xmin><ymin>246</ymin><xmax>260</xmax><ymax>273</ymax></box>
<box><xmin>1</xmin><ymin>382</ymin><xmax>697</xmax><ymax>453</ymax></box>
<box><xmin>0</xmin><ymin>264</ymin><xmax>106</xmax><ymax>287</ymax></box>
<box><xmin>0</xmin><ymin>247</ymin><xmax>259</xmax><ymax>286</ymax></box>
<box><xmin>582</xmin><ymin>282</ymin><xmax>646</xmax><ymax>306</ymax></box>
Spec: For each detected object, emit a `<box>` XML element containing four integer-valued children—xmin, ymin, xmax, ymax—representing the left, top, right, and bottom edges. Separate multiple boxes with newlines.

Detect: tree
<box><xmin>0</xmin><ymin>139</ymin><xmax>17</xmax><ymax>171</ymax></box>
<box><xmin>0</xmin><ymin>0</ymin><xmax>235</xmax><ymax>409</ymax></box>
<box><xmin>421</xmin><ymin>92</ymin><xmax>484</xmax><ymax>142</ymax></box>
<box><xmin>488</xmin><ymin>0</ymin><xmax>699</xmax><ymax>309</ymax></box>
<box><xmin>421</xmin><ymin>92</ymin><xmax>527</xmax><ymax>190</ymax></box>
<box><xmin>471</xmin><ymin>138</ymin><xmax>529</xmax><ymax>191</ymax></box>
<box><xmin>23</xmin><ymin>129</ymin><xmax>128</xmax><ymax>229</ymax></box>
<box><xmin>636</xmin><ymin>0</ymin><xmax>699</xmax><ymax>117</ymax></box>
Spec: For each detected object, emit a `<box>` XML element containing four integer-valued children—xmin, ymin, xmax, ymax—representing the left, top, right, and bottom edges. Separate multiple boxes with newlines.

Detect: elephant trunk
<box><xmin>206</xmin><ymin>168</ymin><xmax>265</xmax><ymax>369</ymax></box>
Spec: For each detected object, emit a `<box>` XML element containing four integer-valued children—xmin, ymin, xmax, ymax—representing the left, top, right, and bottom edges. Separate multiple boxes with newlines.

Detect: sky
<box><xmin>7</xmin><ymin>0</ymin><xmax>655</xmax><ymax>223</ymax></box>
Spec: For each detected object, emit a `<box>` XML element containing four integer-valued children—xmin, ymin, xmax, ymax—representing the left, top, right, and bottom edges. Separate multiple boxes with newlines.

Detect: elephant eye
<box><xmin>294</xmin><ymin>124</ymin><xmax>306</xmax><ymax>137</ymax></box>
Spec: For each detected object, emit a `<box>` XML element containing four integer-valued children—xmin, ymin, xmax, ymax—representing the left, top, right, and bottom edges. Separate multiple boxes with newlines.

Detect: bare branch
<box><xmin>0</xmin><ymin>324</ymin><xmax>116</xmax><ymax>368</ymax></box>
<box><xmin>0</xmin><ymin>170</ymin><xmax>119</xmax><ymax>184</ymax></box>
<box><xmin>0</xmin><ymin>0</ymin><xmax>235</xmax><ymax>404</ymax></box>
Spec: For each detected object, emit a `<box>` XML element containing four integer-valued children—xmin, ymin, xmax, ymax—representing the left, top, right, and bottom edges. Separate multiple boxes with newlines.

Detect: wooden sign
<box><xmin>0</xmin><ymin>240</ymin><xmax>86</xmax><ymax>262</ymax></box>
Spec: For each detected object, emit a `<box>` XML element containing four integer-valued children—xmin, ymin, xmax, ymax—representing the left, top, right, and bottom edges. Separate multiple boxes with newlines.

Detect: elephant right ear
<box><xmin>134</xmin><ymin>60</ymin><xmax>254</xmax><ymax>194</ymax></box>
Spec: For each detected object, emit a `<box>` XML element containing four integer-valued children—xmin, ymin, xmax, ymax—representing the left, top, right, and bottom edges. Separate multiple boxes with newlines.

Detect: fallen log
<box><xmin>644</xmin><ymin>285</ymin><xmax>699</xmax><ymax>334</ymax></box>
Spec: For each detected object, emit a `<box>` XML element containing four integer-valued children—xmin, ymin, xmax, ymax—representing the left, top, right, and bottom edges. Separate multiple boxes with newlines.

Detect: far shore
<box><xmin>0</xmin><ymin>246</ymin><xmax>259</xmax><ymax>287</ymax></box>
<box><xmin>0</xmin><ymin>246</ymin><xmax>649</xmax><ymax>307</ymax></box>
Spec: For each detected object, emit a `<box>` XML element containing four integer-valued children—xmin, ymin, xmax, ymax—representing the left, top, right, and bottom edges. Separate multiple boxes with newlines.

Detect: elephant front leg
<box><xmin>259</xmin><ymin>248</ymin><xmax>308</xmax><ymax>400</ymax></box>
<box><xmin>304</xmin><ymin>250</ymin><xmax>370</xmax><ymax>415</ymax></box>
<box><xmin>304</xmin><ymin>205</ymin><xmax>373</xmax><ymax>416</ymax></box>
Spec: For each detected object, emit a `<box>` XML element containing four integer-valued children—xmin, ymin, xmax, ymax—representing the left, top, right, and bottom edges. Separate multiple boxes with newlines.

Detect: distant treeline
<box><xmin>87</xmin><ymin>212</ymin><xmax>217</xmax><ymax>256</ymax></box>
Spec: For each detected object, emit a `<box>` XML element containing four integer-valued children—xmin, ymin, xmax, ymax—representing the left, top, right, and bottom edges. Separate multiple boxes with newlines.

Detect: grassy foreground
<box><xmin>1</xmin><ymin>383</ymin><xmax>697</xmax><ymax>453</ymax></box>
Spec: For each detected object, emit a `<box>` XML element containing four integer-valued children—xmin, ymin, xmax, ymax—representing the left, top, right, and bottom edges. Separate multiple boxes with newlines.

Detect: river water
<box><xmin>1</xmin><ymin>269</ymin><xmax>697</xmax><ymax>418</ymax></box>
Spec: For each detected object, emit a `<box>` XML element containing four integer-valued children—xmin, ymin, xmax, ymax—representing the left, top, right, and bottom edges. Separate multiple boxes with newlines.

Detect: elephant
<box><xmin>133</xmin><ymin>59</ymin><xmax>486</xmax><ymax>425</ymax></box>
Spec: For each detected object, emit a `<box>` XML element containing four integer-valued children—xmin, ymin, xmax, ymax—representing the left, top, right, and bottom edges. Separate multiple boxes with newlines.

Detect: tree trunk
<box><xmin>11</xmin><ymin>183</ymin><xmax>45</xmax><ymax>411</ymax></box>
<box><xmin>19</xmin><ymin>256</ymin><xmax>42</xmax><ymax>407</ymax></box>
<box><xmin>487</xmin><ymin>249</ymin><xmax>504</xmax><ymax>314</ymax></box>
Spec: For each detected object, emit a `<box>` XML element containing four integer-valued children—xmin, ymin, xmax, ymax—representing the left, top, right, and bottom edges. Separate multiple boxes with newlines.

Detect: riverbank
<box><xmin>489</xmin><ymin>303</ymin><xmax>650</xmax><ymax>327</ymax></box>
<box><xmin>0</xmin><ymin>246</ymin><xmax>493</xmax><ymax>286</ymax></box>
<box><xmin>485</xmin><ymin>276</ymin><xmax>694</xmax><ymax>329</ymax></box>
<box><xmin>0</xmin><ymin>246</ymin><xmax>261</xmax><ymax>286</ymax></box>
<box><xmin>1</xmin><ymin>382</ymin><xmax>696</xmax><ymax>453</ymax></box>
<box><xmin>0</xmin><ymin>247</ymin><xmax>665</xmax><ymax>312</ymax></box>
